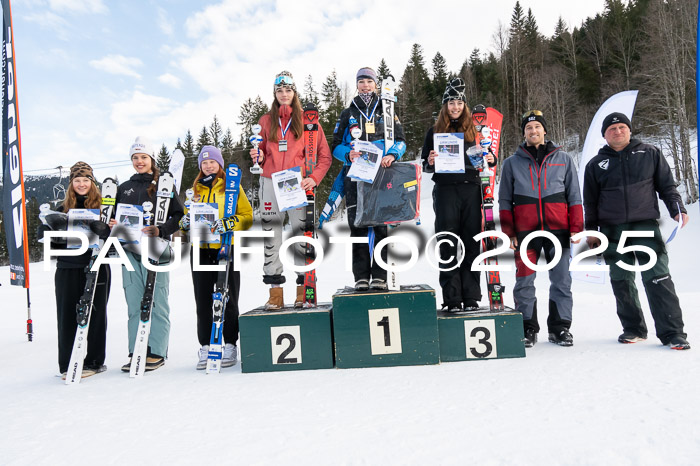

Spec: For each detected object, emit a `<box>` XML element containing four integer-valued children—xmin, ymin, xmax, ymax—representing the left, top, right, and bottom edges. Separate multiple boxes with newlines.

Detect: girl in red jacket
<box><xmin>249</xmin><ymin>71</ymin><xmax>332</xmax><ymax>309</ymax></box>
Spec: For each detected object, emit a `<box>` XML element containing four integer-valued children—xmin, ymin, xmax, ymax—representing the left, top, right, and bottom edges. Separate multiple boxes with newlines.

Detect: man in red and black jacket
<box><xmin>583</xmin><ymin>112</ymin><xmax>690</xmax><ymax>350</ymax></box>
<box><xmin>499</xmin><ymin>110</ymin><xmax>583</xmax><ymax>348</ymax></box>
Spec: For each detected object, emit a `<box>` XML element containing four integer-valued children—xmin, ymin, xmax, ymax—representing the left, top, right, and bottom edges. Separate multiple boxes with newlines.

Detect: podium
<box><xmin>332</xmin><ymin>285</ymin><xmax>440</xmax><ymax>369</ymax></box>
<box><xmin>437</xmin><ymin>307</ymin><xmax>526</xmax><ymax>361</ymax></box>
<box><xmin>239</xmin><ymin>304</ymin><xmax>334</xmax><ymax>373</ymax></box>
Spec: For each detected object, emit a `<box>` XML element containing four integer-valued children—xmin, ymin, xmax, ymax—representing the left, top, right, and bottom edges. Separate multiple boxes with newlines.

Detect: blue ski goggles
<box><xmin>274</xmin><ymin>75</ymin><xmax>294</xmax><ymax>86</ymax></box>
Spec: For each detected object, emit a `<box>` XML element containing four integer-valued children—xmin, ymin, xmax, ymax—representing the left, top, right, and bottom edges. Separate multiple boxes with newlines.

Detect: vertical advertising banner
<box><xmin>2</xmin><ymin>0</ymin><xmax>29</xmax><ymax>287</ymax></box>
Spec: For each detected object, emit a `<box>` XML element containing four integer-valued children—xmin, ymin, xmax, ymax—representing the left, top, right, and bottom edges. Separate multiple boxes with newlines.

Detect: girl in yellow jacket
<box><xmin>181</xmin><ymin>146</ymin><xmax>253</xmax><ymax>369</ymax></box>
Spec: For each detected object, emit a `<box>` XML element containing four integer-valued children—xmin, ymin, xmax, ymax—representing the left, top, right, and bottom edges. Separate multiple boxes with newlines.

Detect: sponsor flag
<box><xmin>2</xmin><ymin>0</ymin><xmax>29</xmax><ymax>288</ymax></box>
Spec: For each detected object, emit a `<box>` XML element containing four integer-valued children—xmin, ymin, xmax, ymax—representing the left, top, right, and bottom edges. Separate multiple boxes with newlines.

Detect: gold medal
<box><xmin>365</xmin><ymin>122</ymin><xmax>375</xmax><ymax>134</ymax></box>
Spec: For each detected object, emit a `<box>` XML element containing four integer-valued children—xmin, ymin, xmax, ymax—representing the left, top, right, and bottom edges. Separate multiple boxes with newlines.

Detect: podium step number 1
<box><xmin>369</xmin><ymin>308</ymin><xmax>402</xmax><ymax>355</ymax></box>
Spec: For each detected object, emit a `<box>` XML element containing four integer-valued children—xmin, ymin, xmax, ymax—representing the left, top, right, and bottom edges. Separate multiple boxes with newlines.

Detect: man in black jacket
<box><xmin>583</xmin><ymin>112</ymin><xmax>690</xmax><ymax>350</ymax></box>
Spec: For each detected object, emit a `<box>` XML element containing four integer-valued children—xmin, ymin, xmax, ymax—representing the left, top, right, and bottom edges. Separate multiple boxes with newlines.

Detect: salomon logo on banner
<box><xmin>599</xmin><ymin>159</ymin><xmax>609</xmax><ymax>170</ymax></box>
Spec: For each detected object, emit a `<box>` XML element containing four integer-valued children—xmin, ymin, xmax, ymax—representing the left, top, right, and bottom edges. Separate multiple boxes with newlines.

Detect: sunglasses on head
<box><xmin>522</xmin><ymin>110</ymin><xmax>543</xmax><ymax>119</ymax></box>
<box><xmin>274</xmin><ymin>75</ymin><xmax>294</xmax><ymax>86</ymax></box>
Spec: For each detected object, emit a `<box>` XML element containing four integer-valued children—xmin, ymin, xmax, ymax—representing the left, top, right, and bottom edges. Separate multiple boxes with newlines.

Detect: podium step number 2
<box><xmin>271</xmin><ymin>326</ymin><xmax>302</xmax><ymax>365</ymax></box>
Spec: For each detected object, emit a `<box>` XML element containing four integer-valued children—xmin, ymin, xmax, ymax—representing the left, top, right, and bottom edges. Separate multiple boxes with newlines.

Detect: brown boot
<box><xmin>294</xmin><ymin>285</ymin><xmax>305</xmax><ymax>308</ymax></box>
<box><xmin>265</xmin><ymin>287</ymin><xmax>284</xmax><ymax>310</ymax></box>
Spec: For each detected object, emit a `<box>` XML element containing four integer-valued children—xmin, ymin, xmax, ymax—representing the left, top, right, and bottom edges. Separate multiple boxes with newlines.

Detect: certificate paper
<box><xmin>189</xmin><ymin>202</ymin><xmax>219</xmax><ymax>244</ymax></box>
<box><xmin>67</xmin><ymin>209</ymin><xmax>100</xmax><ymax>249</ymax></box>
<box><xmin>347</xmin><ymin>140</ymin><xmax>382</xmax><ymax>183</ymax></box>
<box><xmin>433</xmin><ymin>132</ymin><xmax>465</xmax><ymax>173</ymax></box>
<box><xmin>113</xmin><ymin>204</ymin><xmax>143</xmax><ymax>247</ymax></box>
<box><xmin>272</xmin><ymin>167</ymin><xmax>308</xmax><ymax>212</ymax></box>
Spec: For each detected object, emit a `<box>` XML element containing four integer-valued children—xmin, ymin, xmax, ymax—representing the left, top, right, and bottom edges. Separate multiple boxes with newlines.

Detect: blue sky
<box><xmin>8</xmin><ymin>0</ymin><xmax>606</xmax><ymax>183</ymax></box>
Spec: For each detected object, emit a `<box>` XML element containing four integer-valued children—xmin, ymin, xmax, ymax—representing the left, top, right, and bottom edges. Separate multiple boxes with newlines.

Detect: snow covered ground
<box><xmin>1</xmin><ymin>174</ymin><xmax>699</xmax><ymax>465</ymax></box>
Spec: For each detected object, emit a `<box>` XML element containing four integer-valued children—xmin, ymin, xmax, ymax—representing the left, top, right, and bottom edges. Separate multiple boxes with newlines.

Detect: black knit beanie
<box><xmin>601</xmin><ymin>112</ymin><xmax>632</xmax><ymax>136</ymax></box>
<box><xmin>442</xmin><ymin>78</ymin><xmax>466</xmax><ymax>104</ymax></box>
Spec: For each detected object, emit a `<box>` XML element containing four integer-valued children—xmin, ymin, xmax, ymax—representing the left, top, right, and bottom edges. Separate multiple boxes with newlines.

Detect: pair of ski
<box><xmin>64</xmin><ymin>177</ymin><xmax>118</xmax><ymax>385</ymax></box>
<box><xmin>302</xmin><ymin>103</ymin><xmax>319</xmax><ymax>307</ymax></box>
<box><xmin>203</xmin><ymin>164</ymin><xmax>241</xmax><ymax>373</ymax></box>
<box><xmin>130</xmin><ymin>171</ymin><xmax>177</xmax><ymax>377</ymax></box>
<box><xmin>472</xmin><ymin>105</ymin><xmax>505</xmax><ymax>312</ymax></box>
<box><xmin>381</xmin><ymin>75</ymin><xmax>399</xmax><ymax>291</ymax></box>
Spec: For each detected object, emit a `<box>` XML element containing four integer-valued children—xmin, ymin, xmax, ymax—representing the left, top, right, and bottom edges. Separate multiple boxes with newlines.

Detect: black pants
<box><xmin>601</xmin><ymin>221</ymin><xmax>686</xmax><ymax>344</ymax></box>
<box><xmin>55</xmin><ymin>265</ymin><xmax>111</xmax><ymax>373</ymax></box>
<box><xmin>433</xmin><ymin>183</ymin><xmax>482</xmax><ymax>307</ymax></box>
<box><xmin>191</xmin><ymin>248</ymin><xmax>240</xmax><ymax>347</ymax></box>
<box><xmin>345</xmin><ymin>175</ymin><xmax>388</xmax><ymax>282</ymax></box>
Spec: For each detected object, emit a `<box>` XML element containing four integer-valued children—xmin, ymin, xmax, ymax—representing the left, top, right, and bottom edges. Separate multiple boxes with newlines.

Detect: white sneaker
<box><xmin>222</xmin><ymin>343</ymin><xmax>238</xmax><ymax>368</ymax></box>
<box><xmin>196</xmin><ymin>345</ymin><xmax>209</xmax><ymax>370</ymax></box>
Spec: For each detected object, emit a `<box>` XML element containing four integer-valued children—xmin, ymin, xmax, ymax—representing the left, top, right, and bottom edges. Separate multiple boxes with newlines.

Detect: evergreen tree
<box><xmin>397</xmin><ymin>43</ymin><xmax>432</xmax><ymax>157</ymax></box>
<box><xmin>209</xmin><ymin>115</ymin><xmax>223</xmax><ymax>148</ymax></box>
<box><xmin>377</xmin><ymin>58</ymin><xmax>391</xmax><ymax>79</ymax></box>
<box><xmin>181</xmin><ymin>129</ymin><xmax>199</xmax><ymax>195</ymax></box>
<box><xmin>302</xmin><ymin>75</ymin><xmax>321</xmax><ymax>108</ymax></box>
<box><xmin>196</xmin><ymin>126</ymin><xmax>212</xmax><ymax>153</ymax></box>
<box><xmin>26</xmin><ymin>197</ymin><xmax>41</xmax><ymax>262</ymax></box>
<box><xmin>221</xmin><ymin>128</ymin><xmax>235</xmax><ymax>163</ymax></box>
<box><xmin>237</xmin><ymin>96</ymin><xmax>269</xmax><ymax>147</ymax></box>
<box><xmin>183</xmin><ymin>130</ymin><xmax>195</xmax><ymax>158</ymax></box>
<box><xmin>156</xmin><ymin>143</ymin><xmax>171</xmax><ymax>172</ymax></box>
<box><xmin>524</xmin><ymin>8</ymin><xmax>540</xmax><ymax>45</ymax></box>
<box><xmin>431</xmin><ymin>51</ymin><xmax>449</xmax><ymax>109</ymax></box>
<box><xmin>321</xmin><ymin>70</ymin><xmax>345</xmax><ymax>138</ymax></box>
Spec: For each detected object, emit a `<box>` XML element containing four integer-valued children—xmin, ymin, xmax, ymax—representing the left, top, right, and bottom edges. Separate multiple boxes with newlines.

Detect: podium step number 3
<box><xmin>465</xmin><ymin>319</ymin><xmax>497</xmax><ymax>359</ymax></box>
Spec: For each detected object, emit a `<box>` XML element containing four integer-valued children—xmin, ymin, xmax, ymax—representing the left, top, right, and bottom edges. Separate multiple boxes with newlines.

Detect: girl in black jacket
<box><xmin>421</xmin><ymin>78</ymin><xmax>495</xmax><ymax>311</ymax></box>
<box><xmin>40</xmin><ymin>162</ymin><xmax>110</xmax><ymax>378</ymax></box>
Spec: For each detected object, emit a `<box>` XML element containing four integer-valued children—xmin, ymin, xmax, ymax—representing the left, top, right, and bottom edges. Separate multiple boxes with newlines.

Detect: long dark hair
<box><xmin>434</xmin><ymin>102</ymin><xmax>477</xmax><ymax>143</ymax></box>
<box><xmin>268</xmin><ymin>91</ymin><xmax>303</xmax><ymax>143</ymax></box>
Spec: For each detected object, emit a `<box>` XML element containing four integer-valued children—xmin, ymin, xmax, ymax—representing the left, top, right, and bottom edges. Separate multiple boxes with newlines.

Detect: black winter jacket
<box><xmin>115</xmin><ymin>173</ymin><xmax>184</xmax><ymax>238</ymax></box>
<box><xmin>583</xmin><ymin>138</ymin><xmax>686</xmax><ymax>229</ymax></box>
<box><xmin>332</xmin><ymin>94</ymin><xmax>406</xmax><ymax>164</ymax></box>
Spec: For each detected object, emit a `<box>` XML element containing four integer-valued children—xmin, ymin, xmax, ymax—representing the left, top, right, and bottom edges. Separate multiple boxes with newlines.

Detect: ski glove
<box><xmin>211</xmin><ymin>215</ymin><xmax>240</xmax><ymax>234</ymax></box>
<box><xmin>179</xmin><ymin>214</ymin><xmax>190</xmax><ymax>231</ymax></box>
<box><xmin>89</xmin><ymin>220</ymin><xmax>111</xmax><ymax>241</ymax></box>
<box><xmin>45</xmin><ymin>212</ymin><xmax>68</xmax><ymax>231</ymax></box>
<box><xmin>386</xmin><ymin>141</ymin><xmax>406</xmax><ymax>159</ymax></box>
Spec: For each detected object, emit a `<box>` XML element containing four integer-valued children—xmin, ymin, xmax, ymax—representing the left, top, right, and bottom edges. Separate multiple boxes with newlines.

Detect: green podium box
<box><xmin>437</xmin><ymin>307</ymin><xmax>526</xmax><ymax>361</ymax></box>
<box><xmin>239</xmin><ymin>303</ymin><xmax>334</xmax><ymax>373</ymax></box>
<box><xmin>332</xmin><ymin>284</ymin><xmax>440</xmax><ymax>369</ymax></box>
